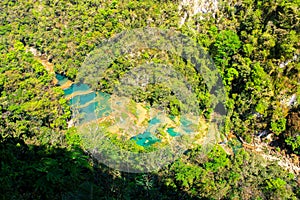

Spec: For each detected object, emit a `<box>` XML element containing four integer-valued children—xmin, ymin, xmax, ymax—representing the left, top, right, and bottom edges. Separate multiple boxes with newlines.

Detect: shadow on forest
<box><xmin>0</xmin><ymin>136</ymin><xmax>206</xmax><ymax>200</ymax></box>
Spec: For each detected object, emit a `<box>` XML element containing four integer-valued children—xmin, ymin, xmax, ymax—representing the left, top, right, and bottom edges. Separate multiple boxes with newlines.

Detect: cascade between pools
<box><xmin>56</xmin><ymin>74</ymin><xmax>196</xmax><ymax>147</ymax></box>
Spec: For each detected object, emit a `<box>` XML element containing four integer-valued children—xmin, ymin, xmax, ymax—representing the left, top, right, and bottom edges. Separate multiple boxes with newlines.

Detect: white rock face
<box><xmin>29</xmin><ymin>47</ymin><xmax>41</xmax><ymax>57</ymax></box>
<box><xmin>280</xmin><ymin>94</ymin><xmax>297</xmax><ymax>107</ymax></box>
<box><xmin>67</xmin><ymin>119</ymin><xmax>74</xmax><ymax>128</ymax></box>
<box><xmin>279</xmin><ymin>54</ymin><xmax>298</xmax><ymax>68</ymax></box>
<box><xmin>287</xmin><ymin>94</ymin><xmax>297</xmax><ymax>106</ymax></box>
<box><xmin>179</xmin><ymin>0</ymin><xmax>219</xmax><ymax>26</ymax></box>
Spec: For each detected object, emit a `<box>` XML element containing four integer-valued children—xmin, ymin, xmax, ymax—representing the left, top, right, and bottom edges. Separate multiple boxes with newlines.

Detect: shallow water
<box><xmin>75</xmin><ymin>92</ymin><xmax>112</xmax><ymax>124</ymax></box>
<box><xmin>131</xmin><ymin>131</ymin><xmax>160</xmax><ymax>147</ymax></box>
<box><xmin>180</xmin><ymin>117</ymin><xmax>194</xmax><ymax>133</ymax></box>
<box><xmin>58</xmin><ymin>73</ymin><xmax>194</xmax><ymax>147</ymax></box>
<box><xmin>64</xmin><ymin>83</ymin><xmax>91</xmax><ymax>96</ymax></box>
<box><xmin>56</xmin><ymin>74</ymin><xmax>69</xmax><ymax>86</ymax></box>
<box><xmin>167</xmin><ymin>128</ymin><xmax>180</xmax><ymax>137</ymax></box>
<box><xmin>69</xmin><ymin>92</ymin><xmax>96</xmax><ymax>106</ymax></box>
<box><xmin>130</xmin><ymin>117</ymin><xmax>162</xmax><ymax>146</ymax></box>
<box><xmin>149</xmin><ymin>117</ymin><xmax>160</xmax><ymax>125</ymax></box>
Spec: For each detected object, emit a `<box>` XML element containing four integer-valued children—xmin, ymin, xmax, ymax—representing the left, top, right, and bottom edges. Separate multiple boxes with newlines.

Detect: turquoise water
<box><xmin>64</xmin><ymin>83</ymin><xmax>91</xmax><ymax>96</ymax></box>
<box><xmin>59</xmin><ymin>73</ymin><xmax>195</xmax><ymax>147</ymax></box>
<box><xmin>131</xmin><ymin>131</ymin><xmax>160</xmax><ymax>147</ymax></box>
<box><xmin>78</xmin><ymin>102</ymin><xmax>97</xmax><ymax>123</ymax></box>
<box><xmin>74</xmin><ymin>92</ymin><xmax>112</xmax><ymax>124</ymax></box>
<box><xmin>132</xmin><ymin>116</ymin><xmax>193</xmax><ymax>146</ymax></box>
<box><xmin>180</xmin><ymin>117</ymin><xmax>192</xmax><ymax>126</ymax></box>
<box><xmin>167</xmin><ymin>128</ymin><xmax>180</xmax><ymax>137</ymax></box>
<box><xmin>95</xmin><ymin>91</ymin><xmax>111</xmax><ymax>117</ymax></box>
<box><xmin>149</xmin><ymin>117</ymin><xmax>160</xmax><ymax>125</ymax></box>
<box><xmin>96</xmin><ymin>91</ymin><xmax>111</xmax><ymax>101</ymax></box>
<box><xmin>130</xmin><ymin>117</ymin><xmax>162</xmax><ymax>146</ymax></box>
<box><xmin>169</xmin><ymin>115</ymin><xmax>176</xmax><ymax>121</ymax></box>
<box><xmin>56</xmin><ymin>74</ymin><xmax>69</xmax><ymax>86</ymax></box>
<box><xmin>180</xmin><ymin>117</ymin><xmax>194</xmax><ymax>133</ymax></box>
<box><xmin>69</xmin><ymin>92</ymin><xmax>96</xmax><ymax>106</ymax></box>
<box><xmin>58</xmin><ymin>74</ymin><xmax>241</xmax><ymax>153</ymax></box>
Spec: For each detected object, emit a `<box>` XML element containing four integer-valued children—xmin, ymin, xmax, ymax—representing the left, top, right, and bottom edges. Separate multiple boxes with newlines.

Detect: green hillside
<box><xmin>0</xmin><ymin>0</ymin><xmax>299</xmax><ymax>199</ymax></box>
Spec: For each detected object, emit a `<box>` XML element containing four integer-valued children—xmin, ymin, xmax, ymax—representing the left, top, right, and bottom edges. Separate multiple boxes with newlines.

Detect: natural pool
<box><xmin>130</xmin><ymin>116</ymin><xmax>184</xmax><ymax>146</ymax></box>
<box><xmin>56</xmin><ymin>74</ymin><xmax>69</xmax><ymax>86</ymax></box>
<box><xmin>75</xmin><ymin>92</ymin><xmax>112</xmax><ymax>124</ymax></box>
<box><xmin>180</xmin><ymin>117</ymin><xmax>194</xmax><ymax>133</ymax></box>
<box><xmin>57</xmin><ymin>74</ymin><xmax>196</xmax><ymax>147</ymax></box>
<box><xmin>69</xmin><ymin>92</ymin><xmax>96</xmax><ymax>106</ymax></box>
<box><xmin>149</xmin><ymin>117</ymin><xmax>160</xmax><ymax>125</ymax></box>
<box><xmin>130</xmin><ymin>116</ymin><xmax>162</xmax><ymax>147</ymax></box>
<box><xmin>166</xmin><ymin>128</ymin><xmax>180</xmax><ymax>137</ymax></box>
<box><xmin>63</xmin><ymin>83</ymin><xmax>91</xmax><ymax>96</ymax></box>
<box><xmin>131</xmin><ymin>131</ymin><xmax>161</xmax><ymax>147</ymax></box>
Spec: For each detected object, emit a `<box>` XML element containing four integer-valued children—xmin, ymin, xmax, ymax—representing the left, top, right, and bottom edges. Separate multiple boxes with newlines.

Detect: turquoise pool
<box><xmin>130</xmin><ymin>117</ymin><xmax>162</xmax><ymax>146</ymax></box>
<box><xmin>149</xmin><ymin>117</ymin><xmax>160</xmax><ymax>125</ymax></box>
<box><xmin>69</xmin><ymin>92</ymin><xmax>96</xmax><ymax>106</ymax></box>
<box><xmin>167</xmin><ymin>128</ymin><xmax>180</xmax><ymax>137</ymax></box>
<box><xmin>180</xmin><ymin>117</ymin><xmax>194</xmax><ymax>133</ymax></box>
<box><xmin>131</xmin><ymin>131</ymin><xmax>160</xmax><ymax>147</ymax></box>
<box><xmin>59</xmin><ymin>73</ymin><xmax>196</xmax><ymax>147</ymax></box>
<box><xmin>56</xmin><ymin>74</ymin><xmax>69</xmax><ymax>86</ymax></box>
<box><xmin>63</xmin><ymin>83</ymin><xmax>91</xmax><ymax>96</ymax></box>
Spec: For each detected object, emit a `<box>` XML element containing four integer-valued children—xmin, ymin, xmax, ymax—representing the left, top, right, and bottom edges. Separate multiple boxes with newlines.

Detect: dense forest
<box><xmin>1</xmin><ymin>0</ymin><xmax>299</xmax><ymax>199</ymax></box>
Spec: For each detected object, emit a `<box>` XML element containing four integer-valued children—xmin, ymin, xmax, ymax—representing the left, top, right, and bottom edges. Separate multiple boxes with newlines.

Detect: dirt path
<box><xmin>28</xmin><ymin>47</ymin><xmax>59</xmax><ymax>85</ymax></box>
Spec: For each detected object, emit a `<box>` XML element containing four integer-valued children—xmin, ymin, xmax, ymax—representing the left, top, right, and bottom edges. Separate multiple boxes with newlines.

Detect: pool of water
<box><xmin>180</xmin><ymin>117</ymin><xmax>192</xmax><ymax>126</ymax></box>
<box><xmin>96</xmin><ymin>91</ymin><xmax>111</xmax><ymax>102</ymax></box>
<box><xmin>149</xmin><ymin>117</ymin><xmax>160</xmax><ymax>125</ymax></box>
<box><xmin>167</xmin><ymin>128</ymin><xmax>180</xmax><ymax>137</ymax></box>
<box><xmin>129</xmin><ymin>116</ymin><xmax>162</xmax><ymax>146</ymax></box>
<box><xmin>180</xmin><ymin>117</ymin><xmax>194</xmax><ymax>133</ymax></box>
<box><xmin>60</xmin><ymin>75</ymin><xmax>196</xmax><ymax>147</ymax></box>
<box><xmin>169</xmin><ymin>115</ymin><xmax>176</xmax><ymax>121</ymax></box>
<box><xmin>131</xmin><ymin>131</ymin><xmax>160</xmax><ymax>147</ymax></box>
<box><xmin>78</xmin><ymin>103</ymin><xmax>97</xmax><ymax>123</ymax></box>
<box><xmin>56</xmin><ymin>74</ymin><xmax>69</xmax><ymax>86</ymax></box>
<box><xmin>64</xmin><ymin>83</ymin><xmax>91</xmax><ymax>96</ymax></box>
<box><xmin>69</xmin><ymin>92</ymin><xmax>96</xmax><ymax>106</ymax></box>
<box><xmin>77</xmin><ymin>101</ymin><xmax>112</xmax><ymax>124</ymax></box>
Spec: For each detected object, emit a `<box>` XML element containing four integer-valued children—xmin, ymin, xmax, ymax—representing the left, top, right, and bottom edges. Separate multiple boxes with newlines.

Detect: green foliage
<box><xmin>212</xmin><ymin>30</ymin><xmax>241</xmax><ymax>68</ymax></box>
<box><xmin>271</xmin><ymin>118</ymin><xmax>287</xmax><ymax>135</ymax></box>
<box><xmin>1</xmin><ymin>0</ymin><xmax>299</xmax><ymax>199</ymax></box>
<box><xmin>161</xmin><ymin>146</ymin><xmax>299</xmax><ymax>199</ymax></box>
<box><xmin>265</xmin><ymin>178</ymin><xmax>286</xmax><ymax>191</ymax></box>
<box><xmin>0</xmin><ymin>136</ymin><xmax>94</xmax><ymax>199</ymax></box>
<box><xmin>285</xmin><ymin>107</ymin><xmax>300</xmax><ymax>154</ymax></box>
<box><xmin>0</xmin><ymin>41</ymin><xmax>69</xmax><ymax>141</ymax></box>
<box><xmin>285</xmin><ymin>136</ymin><xmax>300</xmax><ymax>154</ymax></box>
<box><xmin>263</xmin><ymin>177</ymin><xmax>296</xmax><ymax>200</ymax></box>
<box><xmin>205</xmin><ymin>145</ymin><xmax>230</xmax><ymax>172</ymax></box>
